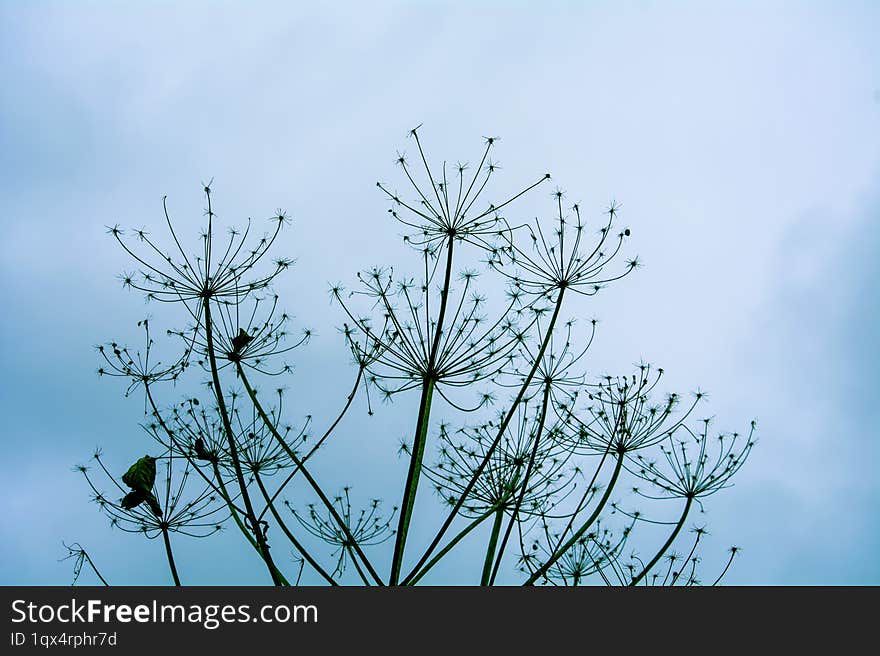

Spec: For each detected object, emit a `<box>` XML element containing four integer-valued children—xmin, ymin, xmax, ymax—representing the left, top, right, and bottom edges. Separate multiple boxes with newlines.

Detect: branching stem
<box><xmin>630</xmin><ymin>496</ymin><xmax>693</xmax><ymax>586</ymax></box>
<box><xmin>204</xmin><ymin>300</ymin><xmax>284</xmax><ymax>586</ymax></box>
<box><xmin>237</xmin><ymin>363</ymin><xmax>384</xmax><ymax>586</ymax></box>
<box><xmin>390</xmin><ymin>236</ymin><xmax>456</xmax><ymax>584</ymax></box>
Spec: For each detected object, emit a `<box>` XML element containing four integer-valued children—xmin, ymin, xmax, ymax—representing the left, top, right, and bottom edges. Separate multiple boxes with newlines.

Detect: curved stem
<box><xmin>629</xmin><ymin>496</ymin><xmax>693</xmax><ymax>586</ymax></box>
<box><xmin>404</xmin><ymin>508</ymin><xmax>496</xmax><ymax>585</ymax></box>
<box><xmin>489</xmin><ymin>382</ymin><xmax>551</xmax><ymax>584</ymax></box>
<box><xmin>144</xmin><ymin>384</ymin><xmax>247</xmax><ymax>517</ymax></box>
<box><xmin>674</xmin><ymin>530</ymin><xmax>702</xmax><ymax>587</ymax></box>
<box><xmin>161</xmin><ymin>527</ymin><xmax>181</xmax><ymax>586</ymax></box>
<box><xmin>409</xmin><ymin>287</ymin><xmax>566</xmax><ymax>580</ymax></box>
<box><xmin>203</xmin><ymin>300</ymin><xmax>284</xmax><ymax>586</ymax></box>
<box><xmin>210</xmin><ymin>462</ymin><xmax>257</xmax><ymax>550</ymax></box>
<box><xmin>523</xmin><ymin>450</ymin><xmax>624</xmax><ymax>586</ymax></box>
<box><xmin>712</xmin><ymin>549</ymin><xmax>737</xmax><ymax>586</ymax></box>
<box><xmin>81</xmin><ymin>550</ymin><xmax>110</xmax><ymax>587</ymax></box>
<box><xmin>237</xmin><ymin>363</ymin><xmax>384</xmax><ymax>586</ymax></box>
<box><xmin>551</xmin><ymin>445</ymin><xmax>612</xmax><ymax>557</ymax></box>
<box><xmin>258</xmin><ymin>366</ymin><xmax>364</xmax><ymax>521</ymax></box>
<box><xmin>253</xmin><ymin>471</ymin><xmax>335</xmax><ymax>586</ymax></box>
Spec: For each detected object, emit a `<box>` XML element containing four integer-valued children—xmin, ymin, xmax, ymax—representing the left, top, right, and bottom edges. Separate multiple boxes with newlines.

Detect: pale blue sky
<box><xmin>1</xmin><ymin>1</ymin><xmax>878</xmax><ymax>584</ymax></box>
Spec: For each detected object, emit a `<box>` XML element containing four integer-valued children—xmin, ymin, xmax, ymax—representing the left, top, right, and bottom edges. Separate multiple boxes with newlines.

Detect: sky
<box><xmin>0</xmin><ymin>0</ymin><xmax>878</xmax><ymax>585</ymax></box>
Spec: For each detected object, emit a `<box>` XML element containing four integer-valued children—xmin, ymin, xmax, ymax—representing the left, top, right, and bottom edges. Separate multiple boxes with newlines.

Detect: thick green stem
<box><xmin>629</xmin><ymin>495</ymin><xmax>693</xmax><ymax>586</ymax></box>
<box><xmin>237</xmin><ymin>364</ymin><xmax>384</xmax><ymax>586</ymax></box>
<box><xmin>390</xmin><ymin>377</ymin><xmax>435</xmax><ymax>584</ymax></box>
<box><xmin>524</xmin><ymin>450</ymin><xmax>624</xmax><ymax>586</ymax></box>
<box><xmin>407</xmin><ymin>287</ymin><xmax>566</xmax><ymax>581</ymax></box>
<box><xmin>203</xmin><ymin>300</ymin><xmax>283</xmax><ymax>586</ymax></box>
<box><xmin>161</xmin><ymin>527</ymin><xmax>181</xmax><ymax>586</ymax></box>
<box><xmin>390</xmin><ymin>236</ymin><xmax>456</xmax><ymax>585</ymax></box>
<box><xmin>480</xmin><ymin>509</ymin><xmax>505</xmax><ymax>586</ymax></box>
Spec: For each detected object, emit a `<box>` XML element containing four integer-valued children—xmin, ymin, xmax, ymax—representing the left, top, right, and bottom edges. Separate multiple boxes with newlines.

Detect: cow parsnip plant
<box><xmin>74</xmin><ymin>128</ymin><xmax>755</xmax><ymax>586</ymax></box>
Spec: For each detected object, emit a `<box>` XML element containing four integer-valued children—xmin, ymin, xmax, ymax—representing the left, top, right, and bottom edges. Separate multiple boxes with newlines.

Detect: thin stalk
<box><xmin>404</xmin><ymin>508</ymin><xmax>496</xmax><ymax>585</ymax></box>
<box><xmin>523</xmin><ymin>450</ymin><xmax>624</xmax><ymax>586</ymax></box>
<box><xmin>210</xmin><ymin>462</ymin><xmax>257</xmax><ymax>550</ymax></box>
<box><xmin>145</xmin><ymin>383</ymin><xmax>278</xmax><ymax>573</ymax></box>
<box><xmin>712</xmin><ymin>550</ymin><xmax>737</xmax><ymax>586</ymax></box>
<box><xmin>539</xmin><ymin>412</ymin><xmax>621</xmax><ymax>567</ymax></box>
<box><xmin>237</xmin><ymin>364</ymin><xmax>384</xmax><ymax>586</ymax></box>
<box><xmin>348</xmin><ymin>548</ymin><xmax>372</xmax><ymax>587</ymax></box>
<box><xmin>390</xmin><ymin>236</ymin><xmax>455</xmax><ymax>585</ymax></box>
<box><xmin>489</xmin><ymin>382</ymin><xmax>551</xmax><ymax>584</ymax></box>
<box><xmin>629</xmin><ymin>495</ymin><xmax>693</xmax><ymax>586</ymax></box>
<box><xmin>145</xmin><ymin>384</ymin><xmax>248</xmax><ymax>517</ymax></box>
<box><xmin>675</xmin><ymin>531</ymin><xmax>702</xmax><ymax>587</ymax></box>
<box><xmin>81</xmin><ymin>550</ymin><xmax>110</xmax><ymax>587</ymax></box>
<box><xmin>480</xmin><ymin>509</ymin><xmax>505</xmax><ymax>586</ymax></box>
<box><xmin>406</xmin><ymin>287</ymin><xmax>567</xmax><ymax>581</ymax></box>
<box><xmin>253</xmin><ymin>471</ymin><xmax>336</xmax><ymax>586</ymax></box>
<box><xmin>258</xmin><ymin>366</ymin><xmax>365</xmax><ymax>521</ymax></box>
<box><xmin>536</xmin><ymin>415</ymin><xmax>620</xmax><ymax>578</ymax></box>
<box><xmin>551</xmin><ymin>443</ymin><xmax>614</xmax><ymax>557</ymax></box>
<box><xmin>161</xmin><ymin>526</ymin><xmax>181</xmax><ymax>586</ymax></box>
<box><xmin>203</xmin><ymin>300</ymin><xmax>284</xmax><ymax>586</ymax></box>
<box><xmin>211</xmin><ymin>463</ymin><xmax>291</xmax><ymax>586</ymax></box>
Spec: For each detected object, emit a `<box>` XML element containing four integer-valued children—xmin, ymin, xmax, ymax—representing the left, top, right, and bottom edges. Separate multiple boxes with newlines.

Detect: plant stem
<box><xmin>404</xmin><ymin>508</ymin><xmax>496</xmax><ymax>585</ymax></box>
<box><xmin>523</xmin><ymin>450</ymin><xmax>624</xmax><ymax>586</ymax></box>
<box><xmin>390</xmin><ymin>236</ymin><xmax>456</xmax><ymax>585</ymax></box>
<box><xmin>258</xmin><ymin>366</ymin><xmax>364</xmax><ymax>520</ymax></box>
<box><xmin>348</xmin><ymin>548</ymin><xmax>372</xmax><ymax>586</ymax></box>
<box><xmin>480</xmin><ymin>509</ymin><xmax>505</xmax><ymax>586</ymax></box>
<box><xmin>407</xmin><ymin>287</ymin><xmax>567</xmax><ymax>580</ymax></box>
<box><xmin>629</xmin><ymin>495</ymin><xmax>693</xmax><ymax>586</ymax></box>
<box><xmin>489</xmin><ymin>382</ymin><xmax>551</xmax><ymax>584</ymax></box>
<box><xmin>237</xmin><ymin>363</ymin><xmax>384</xmax><ymax>585</ymax></box>
<box><xmin>550</xmin><ymin>444</ymin><xmax>613</xmax><ymax>558</ymax></box>
<box><xmin>161</xmin><ymin>526</ymin><xmax>181</xmax><ymax>586</ymax></box>
<box><xmin>81</xmin><ymin>550</ymin><xmax>110</xmax><ymax>586</ymax></box>
<box><xmin>712</xmin><ymin>549</ymin><xmax>737</xmax><ymax>586</ymax></box>
<box><xmin>390</xmin><ymin>377</ymin><xmax>435</xmax><ymax>584</ymax></box>
<box><xmin>203</xmin><ymin>300</ymin><xmax>284</xmax><ymax>586</ymax></box>
<box><xmin>146</xmin><ymin>383</ymin><xmax>285</xmax><ymax>579</ymax></box>
<box><xmin>253</xmin><ymin>471</ymin><xmax>336</xmax><ymax>586</ymax></box>
<box><xmin>144</xmin><ymin>384</ymin><xmax>247</xmax><ymax>517</ymax></box>
<box><xmin>210</xmin><ymin>462</ymin><xmax>257</xmax><ymax>550</ymax></box>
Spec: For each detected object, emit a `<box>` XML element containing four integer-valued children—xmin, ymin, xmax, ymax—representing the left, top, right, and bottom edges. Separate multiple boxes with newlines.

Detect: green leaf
<box><xmin>121</xmin><ymin>455</ymin><xmax>156</xmax><ymax>493</ymax></box>
<box><xmin>120</xmin><ymin>488</ymin><xmax>163</xmax><ymax>518</ymax></box>
<box><xmin>120</xmin><ymin>489</ymin><xmax>146</xmax><ymax>510</ymax></box>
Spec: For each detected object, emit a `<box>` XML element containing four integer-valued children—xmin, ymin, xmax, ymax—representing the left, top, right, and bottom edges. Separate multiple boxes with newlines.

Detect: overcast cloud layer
<box><xmin>1</xmin><ymin>1</ymin><xmax>878</xmax><ymax>584</ymax></box>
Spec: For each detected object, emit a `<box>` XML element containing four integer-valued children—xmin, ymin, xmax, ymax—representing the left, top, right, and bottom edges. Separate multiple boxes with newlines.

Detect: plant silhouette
<box><xmin>72</xmin><ymin>128</ymin><xmax>755</xmax><ymax>586</ymax></box>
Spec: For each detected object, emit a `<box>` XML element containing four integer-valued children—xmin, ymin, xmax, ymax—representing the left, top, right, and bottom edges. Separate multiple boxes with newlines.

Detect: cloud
<box><xmin>1</xmin><ymin>1</ymin><xmax>878</xmax><ymax>584</ymax></box>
